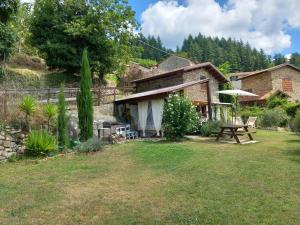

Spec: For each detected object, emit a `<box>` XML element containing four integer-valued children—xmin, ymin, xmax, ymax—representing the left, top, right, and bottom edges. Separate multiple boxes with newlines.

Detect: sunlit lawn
<box><xmin>0</xmin><ymin>130</ymin><xmax>299</xmax><ymax>225</ymax></box>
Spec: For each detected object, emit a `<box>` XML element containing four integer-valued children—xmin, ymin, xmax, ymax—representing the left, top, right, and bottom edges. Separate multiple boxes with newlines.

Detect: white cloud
<box><xmin>141</xmin><ymin>0</ymin><xmax>300</xmax><ymax>54</ymax></box>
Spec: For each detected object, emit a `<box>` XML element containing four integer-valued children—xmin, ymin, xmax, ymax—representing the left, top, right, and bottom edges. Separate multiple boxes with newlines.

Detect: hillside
<box><xmin>0</xmin><ymin>54</ymin><xmax>80</xmax><ymax>89</ymax></box>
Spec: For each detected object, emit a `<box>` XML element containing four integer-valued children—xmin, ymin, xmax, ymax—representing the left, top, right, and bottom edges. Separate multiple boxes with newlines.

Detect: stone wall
<box><xmin>241</xmin><ymin>72</ymin><xmax>273</xmax><ymax>94</ymax></box>
<box><xmin>136</xmin><ymin>72</ymin><xmax>183</xmax><ymax>92</ymax></box>
<box><xmin>271</xmin><ymin>67</ymin><xmax>300</xmax><ymax>102</ymax></box>
<box><xmin>0</xmin><ymin>128</ymin><xmax>25</xmax><ymax>162</ymax></box>
<box><xmin>183</xmin><ymin>68</ymin><xmax>221</xmax><ymax>103</ymax></box>
<box><xmin>241</xmin><ymin>66</ymin><xmax>300</xmax><ymax>102</ymax></box>
<box><xmin>135</xmin><ymin>68</ymin><xmax>221</xmax><ymax>103</ymax></box>
<box><xmin>158</xmin><ymin>55</ymin><xmax>194</xmax><ymax>71</ymax></box>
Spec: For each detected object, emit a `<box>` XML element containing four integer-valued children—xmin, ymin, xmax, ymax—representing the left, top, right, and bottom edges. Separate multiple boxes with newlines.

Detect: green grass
<box><xmin>0</xmin><ymin>131</ymin><xmax>299</xmax><ymax>225</ymax></box>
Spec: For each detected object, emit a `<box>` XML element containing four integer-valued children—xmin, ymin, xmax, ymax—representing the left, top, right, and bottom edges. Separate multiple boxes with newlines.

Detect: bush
<box><xmin>240</xmin><ymin>106</ymin><xmax>265</xmax><ymax>122</ymax></box>
<box><xmin>162</xmin><ymin>94</ymin><xmax>199</xmax><ymax>140</ymax></box>
<box><xmin>259</xmin><ymin>108</ymin><xmax>289</xmax><ymax>128</ymax></box>
<box><xmin>200</xmin><ymin>121</ymin><xmax>221</xmax><ymax>137</ymax></box>
<box><xmin>43</xmin><ymin>103</ymin><xmax>57</xmax><ymax>131</ymax></box>
<box><xmin>284</xmin><ymin>102</ymin><xmax>300</xmax><ymax>117</ymax></box>
<box><xmin>25</xmin><ymin>130</ymin><xmax>58</xmax><ymax>156</ymax></box>
<box><xmin>19</xmin><ymin>95</ymin><xmax>38</xmax><ymax>131</ymax></box>
<box><xmin>74</xmin><ymin>139</ymin><xmax>102</xmax><ymax>153</ymax></box>
<box><xmin>289</xmin><ymin>113</ymin><xmax>300</xmax><ymax>133</ymax></box>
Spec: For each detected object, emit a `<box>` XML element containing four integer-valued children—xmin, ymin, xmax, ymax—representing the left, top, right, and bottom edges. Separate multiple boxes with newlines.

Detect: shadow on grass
<box><xmin>283</xmin><ymin>147</ymin><xmax>300</xmax><ymax>164</ymax></box>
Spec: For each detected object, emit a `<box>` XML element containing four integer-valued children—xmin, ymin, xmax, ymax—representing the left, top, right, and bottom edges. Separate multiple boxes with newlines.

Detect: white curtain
<box><xmin>216</xmin><ymin>106</ymin><xmax>221</xmax><ymax>121</ymax></box>
<box><xmin>151</xmin><ymin>99</ymin><xmax>164</xmax><ymax>136</ymax></box>
<box><xmin>138</xmin><ymin>101</ymin><xmax>149</xmax><ymax>136</ymax></box>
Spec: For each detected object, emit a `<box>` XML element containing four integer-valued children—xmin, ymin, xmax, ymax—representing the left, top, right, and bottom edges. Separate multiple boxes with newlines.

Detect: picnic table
<box><xmin>216</xmin><ymin>124</ymin><xmax>255</xmax><ymax>144</ymax></box>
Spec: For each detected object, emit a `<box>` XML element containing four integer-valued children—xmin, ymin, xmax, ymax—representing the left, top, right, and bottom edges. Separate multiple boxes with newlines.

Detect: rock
<box><xmin>0</xmin><ymin>145</ymin><xmax>4</xmax><ymax>150</ymax></box>
<box><xmin>1</xmin><ymin>151</ymin><xmax>8</xmax><ymax>157</ymax></box>
<box><xmin>4</xmin><ymin>141</ymin><xmax>11</xmax><ymax>148</ymax></box>
<box><xmin>0</xmin><ymin>135</ymin><xmax>5</xmax><ymax>140</ymax></box>
<box><xmin>0</xmin><ymin>156</ymin><xmax>6</xmax><ymax>161</ymax></box>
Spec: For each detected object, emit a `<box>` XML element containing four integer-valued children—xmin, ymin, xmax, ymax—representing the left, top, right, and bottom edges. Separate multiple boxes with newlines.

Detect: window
<box><xmin>282</xmin><ymin>78</ymin><xmax>293</xmax><ymax>92</ymax></box>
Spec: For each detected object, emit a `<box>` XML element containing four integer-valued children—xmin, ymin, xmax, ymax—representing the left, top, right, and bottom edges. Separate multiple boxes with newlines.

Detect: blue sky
<box><xmin>128</xmin><ymin>0</ymin><xmax>300</xmax><ymax>55</ymax></box>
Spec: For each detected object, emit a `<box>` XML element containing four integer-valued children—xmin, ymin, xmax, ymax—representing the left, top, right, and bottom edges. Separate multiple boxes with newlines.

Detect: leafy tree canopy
<box><xmin>0</xmin><ymin>0</ymin><xmax>19</xmax><ymax>23</ymax></box>
<box><xmin>290</xmin><ymin>53</ymin><xmax>300</xmax><ymax>68</ymax></box>
<box><xmin>29</xmin><ymin>0</ymin><xmax>137</xmax><ymax>79</ymax></box>
<box><xmin>273</xmin><ymin>53</ymin><xmax>286</xmax><ymax>65</ymax></box>
<box><xmin>0</xmin><ymin>0</ymin><xmax>19</xmax><ymax>61</ymax></box>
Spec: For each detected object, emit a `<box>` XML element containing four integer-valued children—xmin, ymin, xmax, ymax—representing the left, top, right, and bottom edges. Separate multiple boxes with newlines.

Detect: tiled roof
<box><xmin>131</xmin><ymin>62</ymin><xmax>228</xmax><ymax>84</ymax></box>
<box><xmin>237</xmin><ymin>63</ymin><xmax>300</xmax><ymax>80</ymax></box>
<box><xmin>240</xmin><ymin>90</ymin><xmax>290</xmax><ymax>102</ymax></box>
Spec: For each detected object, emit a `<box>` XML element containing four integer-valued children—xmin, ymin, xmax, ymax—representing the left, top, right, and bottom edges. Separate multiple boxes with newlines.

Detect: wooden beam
<box><xmin>206</xmin><ymin>80</ymin><xmax>213</xmax><ymax>120</ymax></box>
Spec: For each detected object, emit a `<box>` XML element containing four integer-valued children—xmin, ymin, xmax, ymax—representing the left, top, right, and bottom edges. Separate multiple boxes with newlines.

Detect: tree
<box><xmin>290</xmin><ymin>53</ymin><xmax>300</xmax><ymax>68</ymax></box>
<box><xmin>273</xmin><ymin>53</ymin><xmax>286</xmax><ymax>65</ymax></box>
<box><xmin>0</xmin><ymin>0</ymin><xmax>19</xmax><ymax>23</ymax></box>
<box><xmin>0</xmin><ymin>0</ymin><xmax>19</xmax><ymax>61</ymax></box>
<box><xmin>218</xmin><ymin>62</ymin><xmax>235</xmax><ymax>104</ymax></box>
<box><xmin>77</xmin><ymin>49</ymin><xmax>93</xmax><ymax>141</ymax></box>
<box><xmin>162</xmin><ymin>94</ymin><xmax>199</xmax><ymax>140</ymax></box>
<box><xmin>132</xmin><ymin>33</ymin><xmax>173</xmax><ymax>62</ymax></box>
<box><xmin>13</xmin><ymin>2</ymin><xmax>35</xmax><ymax>54</ymax></box>
<box><xmin>19</xmin><ymin>95</ymin><xmax>37</xmax><ymax>131</ymax></box>
<box><xmin>57</xmin><ymin>83</ymin><xmax>69</xmax><ymax>149</ymax></box>
<box><xmin>29</xmin><ymin>0</ymin><xmax>137</xmax><ymax>79</ymax></box>
<box><xmin>180</xmin><ymin>33</ymin><xmax>271</xmax><ymax>71</ymax></box>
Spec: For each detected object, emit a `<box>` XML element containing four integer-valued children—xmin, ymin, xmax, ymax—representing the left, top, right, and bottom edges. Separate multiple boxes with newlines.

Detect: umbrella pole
<box><xmin>235</xmin><ymin>95</ymin><xmax>238</xmax><ymax>124</ymax></box>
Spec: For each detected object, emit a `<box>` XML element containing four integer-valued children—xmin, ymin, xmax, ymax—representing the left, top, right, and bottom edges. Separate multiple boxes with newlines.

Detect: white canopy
<box><xmin>217</xmin><ymin>90</ymin><xmax>258</xmax><ymax>96</ymax></box>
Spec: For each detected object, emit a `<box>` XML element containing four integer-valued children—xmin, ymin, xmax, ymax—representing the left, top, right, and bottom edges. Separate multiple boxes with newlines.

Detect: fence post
<box><xmin>47</xmin><ymin>88</ymin><xmax>51</xmax><ymax>103</ymax></box>
<box><xmin>3</xmin><ymin>89</ymin><xmax>8</xmax><ymax>119</ymax></box>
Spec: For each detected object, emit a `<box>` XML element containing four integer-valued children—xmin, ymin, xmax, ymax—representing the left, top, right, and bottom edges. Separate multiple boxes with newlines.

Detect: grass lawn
<box><xmin>0</xmin><ymin>130</ymin><xmax>300</xmax><ymax>225</ymax></box>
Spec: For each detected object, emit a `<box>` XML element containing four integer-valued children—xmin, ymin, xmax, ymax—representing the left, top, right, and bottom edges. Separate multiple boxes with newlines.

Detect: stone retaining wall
<box><xmin>0</xmin><ymin>128</ymin><xmax>26</xmax><ymax>162</ymax></box>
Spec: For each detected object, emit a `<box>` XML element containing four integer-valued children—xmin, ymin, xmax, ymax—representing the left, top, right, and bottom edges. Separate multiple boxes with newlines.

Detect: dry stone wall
<box><xmin>0</xmin><ymin>127</ymin><xmax>26</xmax><ymax>162</ymax></box>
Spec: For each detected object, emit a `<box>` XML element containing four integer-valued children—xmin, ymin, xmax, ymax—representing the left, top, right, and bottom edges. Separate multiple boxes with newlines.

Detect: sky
<box><xmin>22</xmin><ymin>0</ymin><xmax>300</xmax><ymax>55</ymax></box>
<box><xmin>128</xmin><ymin>0</ymin><xmax>300</xmax><ymax>55</ymax></box>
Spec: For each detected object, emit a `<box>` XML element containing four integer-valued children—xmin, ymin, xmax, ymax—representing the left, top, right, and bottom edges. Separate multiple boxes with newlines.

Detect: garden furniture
<box><xmin>216</xmin><ymin>124</ymin><xmax>255</xmax><ymax>144</ymax></box>
<box><xmin>246</xmin><ymin>117</ymin><xmax>257</xmax><ymax>128</ymax></box>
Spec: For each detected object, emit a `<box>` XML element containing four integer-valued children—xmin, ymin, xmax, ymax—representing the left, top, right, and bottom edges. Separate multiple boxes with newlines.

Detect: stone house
<box><xmin>230</xmin><ymin>63</ymin><xmax>300</xmax><ymax>104</ymax></box>
<box><xmin>115</xmin><ymin>56</ymin><xmax>229</xmax><ymax>136</ymax></box>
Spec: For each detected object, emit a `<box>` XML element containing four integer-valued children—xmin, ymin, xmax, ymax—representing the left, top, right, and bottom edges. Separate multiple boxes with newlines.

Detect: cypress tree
<box><xmin>77</xmin><ymin>48</ymin><xmax>93</xmax><ymax>141</ymax></box>
<box><xmin>58</xmin><ymin>83</ymin><xmax>69</xmax><ymax>149</ymax></box>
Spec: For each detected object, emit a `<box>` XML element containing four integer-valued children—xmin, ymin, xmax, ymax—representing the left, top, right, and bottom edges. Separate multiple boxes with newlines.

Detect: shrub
<box><xmin>240</xmin><ymin>106</ymin><xmax>265</xmax><ymax>122</ymax></box>
<box><xmin>43</xmin><ymin>103</ymin><xmax>57</xmax><ymax>131</ymax></box>
<box><xmin>74</xmin><ymin>139</ymin><xmax>102</xmax><ymax>153</ymax></box>
<box><xmin>284</xmin><ymin>102</ymin><xmax>300</xmax><ymax>117</ymax></box>
<box><xmin>289</xmin><ymin>112</ymin><xmax>300</xmax><ymax>133</ymax></box>
<box><xmin>162</xmin><ymin>94</ymin><xmax>199</xmax><ymax>140</ymax></box>
<box><xmin>58</xmin><ymin>84</ymin><xmax>69</xmax><ymax>149</ymax></box>
<box><xmin>19</xmin><ymin>95</ymin><xmax>38</xmax><ymax>131</ymax></box>
<box><xmin>200</xmin><ymin>121</ymin><xmax>221</xmax><ymax>137</ymax></box>
<box><xmin>259</xmin><ymin>107</ymin><xmax>289</xmax><ymax>128</ymax></box>
<box><xmin>266</xmin><ymin>95</ymin><xmax>287</xmax><ymax>109</ymax></box>
<box><xmin>25</xmin><ymin>130</ymin><xmax>58</xmax><ymax>156</ymax></box>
